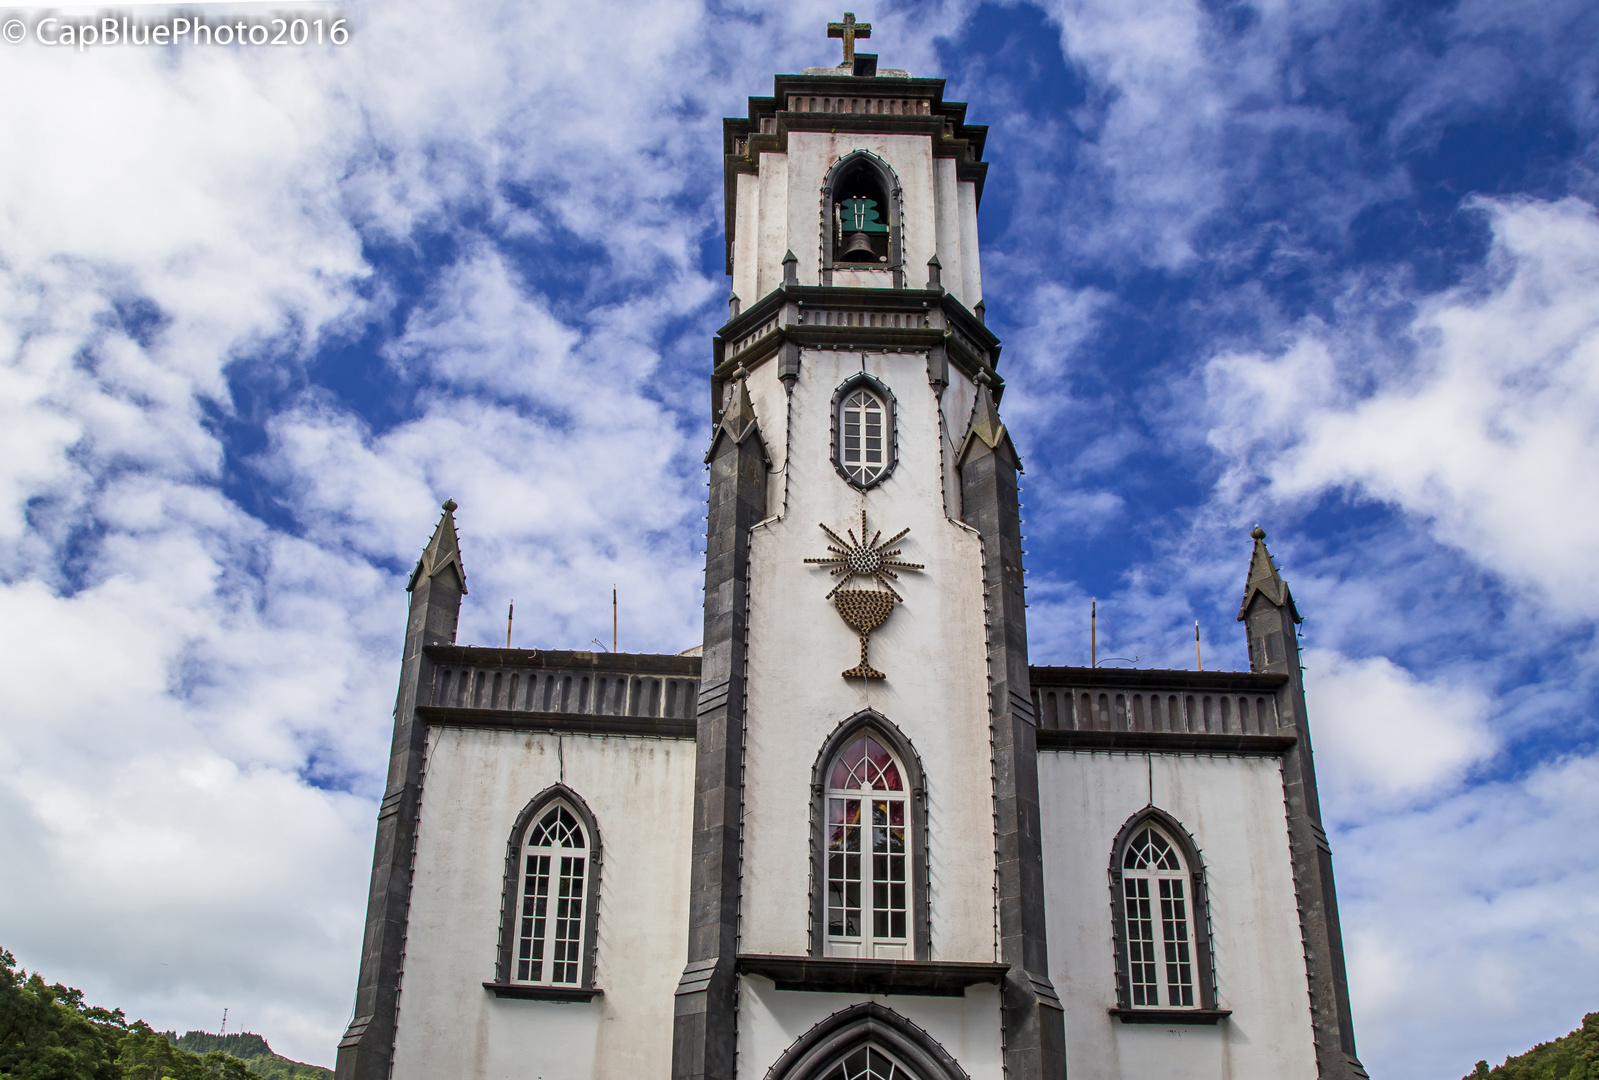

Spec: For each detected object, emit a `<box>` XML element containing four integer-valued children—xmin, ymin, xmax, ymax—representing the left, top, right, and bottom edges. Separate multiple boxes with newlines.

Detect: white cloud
<box><xmin>1205</xmin><ymin>196</ymin><xmax>1599</xmax><ymax>616</ymax></box>
<box><xmin>1303</xmin><ymin>647</ymin><xmax>1496</xmax><ymax>808</ymax></box>
<box><xmin>1334</xmin><ymin>750</ymin><xmax>1599</xmax><ymax>1078</ymax></box>
<box><xmin>0</xmin><ymin>0</ymin><xmax>746</xmax><ymax>1061</ymax></box>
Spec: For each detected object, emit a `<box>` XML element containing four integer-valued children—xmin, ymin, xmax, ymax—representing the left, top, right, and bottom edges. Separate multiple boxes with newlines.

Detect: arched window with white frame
<box><xmin>491</xmin><ymin>786</ymin><xmax>602</xmax><ymax>998</ymax></box>
<box><xmin>1109</xmin><ymin>810</ymin><xmax>1218</xmax><ymax>1017</ymax></box>
<box><xmin>840</xmin><ymin>387</ymin><xmax>887</xmax><ymax>486</ymax></box>
<box><xmin>825</xmin><ymin>732</ymin><xmax>909</xmax><ymax>958</ymax></box>
<box><xmin>516</xmin><ymin>803</ymin><xmax>589</xmax><ymax>984</ymax></box>
<box><xmin>831</xmin><ymin>375</ymin><xmax>898</xmax><ymax>490</ymax></box>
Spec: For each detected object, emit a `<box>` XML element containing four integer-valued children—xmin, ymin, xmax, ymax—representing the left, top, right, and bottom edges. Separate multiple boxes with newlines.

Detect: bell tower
<box><xmin>675</xmin><ymin>23</ymin><xmax>1065</xmax><ymax>1080</ymax></box>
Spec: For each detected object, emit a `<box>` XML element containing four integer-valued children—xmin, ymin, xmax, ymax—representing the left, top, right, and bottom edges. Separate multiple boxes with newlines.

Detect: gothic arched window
<box><xmin>516</xmin><ymin>804</ymin><xmax>589</xmax><ymax>984</ymax></box>
<box><xmin>821</xmin><ymin>1044</ymin><xmax>920</xmax><ymax>1080</ymax></box>
<box><xmin>831</xmin><ymin>375</ymin><xmax>898</xmax><ymax>490</ymax></box>
<box><xmin>1109</xmin><ymin>810</ymin><xmax>1218</xmax><ymax>1016</ymax></box>
<box><xmin>824</xmin><ymin>733</ymin><xmax>909</xmax><ymax>958</ymax></box>
<box><xmin>766</xmin><ymin>1002</ymin><xmax>970</xmax><ymax>1080</ymax></box>
<box><xmin>1121</xmin><ymin>825</ymin><xmax>1194</xmax><ymax>1006</ymax></box>
<box><xmin>492</xmin><ymin>786</ymin><xmax>602</xmax><ymax>998</ymax></box>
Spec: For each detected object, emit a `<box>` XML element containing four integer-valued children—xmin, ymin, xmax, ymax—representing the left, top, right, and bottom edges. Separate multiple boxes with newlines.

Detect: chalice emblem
<box><xmin>804</xmin><ymin>510</ymin><xmax>924</xmax><ymax>679</ymax></box>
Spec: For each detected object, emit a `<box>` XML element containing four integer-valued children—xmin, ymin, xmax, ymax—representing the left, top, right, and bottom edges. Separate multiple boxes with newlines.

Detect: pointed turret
<box><xmin>1234</xmin><ymin>525</ymin><xmax>1367</xmax><ymax>1080</ymax></box>
<box><xmin>957</xmin><ymin>368</ymin><xmax>1021</xmax><ymax>470</ymax></box>
<box><xmin>1238</xmin><ymin>526</ymin><xmax>1300</xmax><ymax>674</ymax></box>
<box><xmin>338</xmin><ymin>499</ymin><xmax>467</xmax><ymax>1080</ymax></box>
<box><xmin>1237</xmin><ymin>525</ymin><xmax>1297</xmax><ymax>625</ymax></box>
<box><xmin>678</xmin><ymin>357</ymin><xmax>770</xmax><ymax>1080</ymax></box>
<box><xmin>705</xmin><ymin>366</ymin><xmax>769</xmax><ymax>465</ymax></box>
<box><xmin>408</xmin><ymin>499</ymin><xmax>468</xmax><ymax>595</ymax></box>
<box><xmin>955</xmin><ymin>363</ymin><xmax>1064</xmax><ymax>1078</ymax></box>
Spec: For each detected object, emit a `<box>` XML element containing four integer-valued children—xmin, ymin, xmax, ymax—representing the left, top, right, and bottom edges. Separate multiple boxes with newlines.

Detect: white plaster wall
<box><xmin>1038</xmin><ymin>751</ymin><xmax>1318</xmax><ymax>1080</ymax></box>
<box><xmin>726</xmin><ymin>130</ymin><xmax>982</xmax><ymax>299</ymax></box>
<box><xmin>734</xmin><ymin>171</ymin><xmax>762</xmax><ymax>310</ymax></box>
<box><xmin>755</xmin><ymin>151</ymin><xmax>789</xmax><ymax>303</ymax></box>
<box><xmin>933</xmin><ymin>159</ymin><xmax>965</xmax><ymax>307</ymax></box>
<box><xmin>741</xmin><ymin>346</ymin><xmax>998</xmax><ymax>964</ymax></box>
<box><xmin>391</xmin><ymin>728</ymin><xmax>695</xmax><ymax>1080</ymax></box>
<box><xmin>737</xmin><ymin>978</ymin><xmax>1005</xmax><ymax>1080</ymax></box>
<box><xmin>957</xmin><ymin>182</ymin><xmax>982</xmax><ymax>306</ymax></box>
<box><xmin>938</xmin><ymin>368</ymin><xmax>976</xmax><ymax>522</ymax></box>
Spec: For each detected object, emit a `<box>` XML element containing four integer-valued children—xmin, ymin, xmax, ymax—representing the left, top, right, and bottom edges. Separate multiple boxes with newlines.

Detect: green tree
<box><xmin>1466</xmin><ymin>1013</ymin><xmax>1599</xmax><ymax>1080</ymax></box>
<box><xmin>115</xmin><ymin>1025</ymin><xmax>250</xmax><ymax>1080</ymax></box>
<box><xmin>0</xmin><ymin>948</ymin><xmax>124</xmax><ymax>1080</ymax></box>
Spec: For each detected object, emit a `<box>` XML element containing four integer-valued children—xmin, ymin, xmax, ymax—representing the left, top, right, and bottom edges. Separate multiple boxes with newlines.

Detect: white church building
<box><xmin>335</xmin><ymin>23</ymin><xmax>1366</xmax><ymax>1080</ymax></box>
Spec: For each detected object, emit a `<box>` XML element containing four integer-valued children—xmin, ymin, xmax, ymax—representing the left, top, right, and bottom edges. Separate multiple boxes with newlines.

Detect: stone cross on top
<box><xmin>827</xmin><ymin>12</ymin><xmax>871</xmax><ymax>67</ymax></box>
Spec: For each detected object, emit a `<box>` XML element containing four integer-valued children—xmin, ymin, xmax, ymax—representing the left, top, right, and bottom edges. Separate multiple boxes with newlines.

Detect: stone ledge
<box><xmin>736</xmin><ymin>954</ymin><xmax>1007</xmax><ymax>998</ymax></box>
<box><xmin>1110</xmin><ymin>1007</ymin><xmax>1232</xmax><ymax>1025</ymax></box>
<box><xmin>1030</xmin><ymin>666</ymin><xmax>1289</xmax><ymax>692</ymax></box>
<box><xmin>417</xmin><ymin>705</ymin><xmax>694</xmax><ymax>739</ymax></box>
<box><xmin>482</xmin><ymin>982</ymin><xmax>603</xmax><ymax>1003</ymax></box>
<box><xmin>1037</xmin><ymin>730</ymin><xmax>1295</xmax><ymax>755</ymax></box>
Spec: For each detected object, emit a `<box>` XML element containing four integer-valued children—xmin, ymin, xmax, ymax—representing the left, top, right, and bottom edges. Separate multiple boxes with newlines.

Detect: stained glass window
<box><xmin>516</xmin><ymin>804</ymin><xmax>588</xmax><ymax>986</ymax></box>
<box><xmin>840</xmin><ymin>388</ymin><xmax>887</xmax><ymax>486</ymax></box>
<box><xmin>826</xmin><ymin>735</ymin><xmax>908</xmax><ymax>957</ymax></box>
<box><xmin>1121</xmin><ymin>825</ymin><xmax>1195</xmax><ymax>1007</ymax></box>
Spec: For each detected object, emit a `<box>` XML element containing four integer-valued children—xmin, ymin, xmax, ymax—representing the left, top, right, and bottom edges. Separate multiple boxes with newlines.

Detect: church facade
<box><xmin>336</xmin><ymin>31</ymin><xmax>1366</xmax><ymax>1080</ymax></box>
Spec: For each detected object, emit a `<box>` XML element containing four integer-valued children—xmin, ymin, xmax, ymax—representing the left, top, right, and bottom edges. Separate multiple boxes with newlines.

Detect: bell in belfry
<box><xmin>837</xmin><ymin>194</ymin><xmax>889</xmax><ymax>263</ymax></box>
<box><xmin>840</xmin><ymin>231</ymin><xmax>878</xmax><ymax>260</ymax></box>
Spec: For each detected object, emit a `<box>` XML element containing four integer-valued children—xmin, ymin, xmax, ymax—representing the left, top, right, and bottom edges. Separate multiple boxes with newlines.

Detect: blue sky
<box><xmin>0</xmin><ymin>0</ymin><xmax>1596</xmax><ymax>1074</ymax></box>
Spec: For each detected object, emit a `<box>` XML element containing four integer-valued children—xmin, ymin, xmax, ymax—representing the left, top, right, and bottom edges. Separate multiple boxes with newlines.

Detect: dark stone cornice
<box><xmin>482</xmin><ymin>982</ymin><xmax>603</xmax><ymax>1003</ymax></box>
<box><xmin>423</xmin><ymin>645</ymin><xmax>701</xmax><ymax>677</ymax></box>
<box><xmin>416</xmin><ymin>705</ymin><xmax>694</xmax><ymax>739</ymax></box>
<box><xmin>735</xmin><ymin>955</ymin><xmax>1008</xmax><ymax>998</ymax></box>
<box><xmin>1028</xmin><ymin>666</ymin><xmax>1289</xmax><ymax>692</ymax></box>
<box><xmin>1036</xmin><ymin>729</ymin><xmax>1295</xmax><ymax>756</ymax></box>
<box><xmin>710</xmin><ymin>284</ymin><xmax>1002</xmax><ymax>398</ymax></box>
<box><xmin>1110</xmin><ymin>1008</ymin><xmax>1232</xmax><ymax>1025</ymax></box>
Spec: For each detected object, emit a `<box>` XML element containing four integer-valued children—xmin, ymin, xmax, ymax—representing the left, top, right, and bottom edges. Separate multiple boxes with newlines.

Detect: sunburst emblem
<box><xmin>804</xmin><ymin>510</ymin><xmax>924</xmax><ymax>680</ymax></box>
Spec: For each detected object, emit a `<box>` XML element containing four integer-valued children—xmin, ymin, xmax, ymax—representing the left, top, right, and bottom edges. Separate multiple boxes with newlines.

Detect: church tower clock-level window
<box><xmin>516</xmin><ymin>803</ymin><xmax>590</xmax><ymax>986</ymax></box>
<box><xmin>832</xmin><ymin>375</ymin><xmax>897</xmax><ymax>489</ymax></box>
<box><xmin>841</xmin><ymin>388</ymin><xmax>886</xmax><ymax>484</ymax></box>
<box><xmin>825</xmin><ymin>734</ymin><xmax>910</xmax><ymax>959</ymax></box>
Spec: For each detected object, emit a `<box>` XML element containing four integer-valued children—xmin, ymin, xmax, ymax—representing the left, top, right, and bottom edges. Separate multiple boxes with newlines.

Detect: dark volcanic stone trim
<box><xmin>424</xmin><ymin>645</ymin><xmax>701</xmax><ymax>676</ymax></box>
<box><xmin>807</xmin><ymin>711</ymin><xmax>930</xmax><ymax>961</ymax></box>
<box><xmin>493</xmin><ymin>784</ymin><xmax>603</xmax><ymax>990</ymax></box>
<box><xmin>671</xmin><ymin>392</ymin><xmax>768</xmax><ymax>1080</ymax></box>
<box><xmin>958</xmin><ymin>429</ymin><xmax>1066</xmax><ymax>1080</ymax></box>
<box><xmin>737</xmin><ymin>955</ymin><xmax>1006</xmax><ymax>997</ymax></box>
<box><xmin>416</xmin><ymin>705</ymin><xmax>695</xmax><ymax>740</ymax></box>
<box><xmin>1028</xmin><ymin>666</ymin><xmax>1288</xmax><ymax>692</ymax></box>
<box><xmin>482</xmin><ymin>983</ymin><xmax>603</xmax><ymax>1002</ymax></box>
<box><xmin>1243</xmin><ymin>587</ymin><xmax>1368</xmax><ymax>1078</ymax></box>
<box><xmin>1035</xmin><ymin>730</ymin><xmax>1295</xmax><ymax>755</ymax></box>
<box><xmin>762</xmin><ymin>1001</ymin><xmax>973</xmax><ymax>1080</ymax></box>
<box><xmin>1109</xmin><ymin>1008</ymin><xmax>1231</xmax><ymax>1025</ymax></box>
<box><xmin>336</xmin><ymin>558</ymin><xmax>462</xmax><ymax>1080</ymax></box>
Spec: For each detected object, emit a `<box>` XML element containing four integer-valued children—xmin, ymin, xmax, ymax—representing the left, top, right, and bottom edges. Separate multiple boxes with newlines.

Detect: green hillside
<box><xmin>167</xmin><ymin>1034</ymin><xmax>328</xmax><ymax>1080</ymax></box>
<box><xmin>0</xmin><ymin>947</ymin><xmax>329</xmax><ymax>1080</ymax></box>
<box><xmin>1466</xmin><ymin>1012</ymin><xmax>1599</xmax><ymax>1080</ymax></box>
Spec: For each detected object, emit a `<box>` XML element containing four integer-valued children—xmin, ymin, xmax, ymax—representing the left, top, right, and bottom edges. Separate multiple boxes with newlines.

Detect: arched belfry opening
<box><xmin>822</xmin><ymin>152</ymin><xmax>903</xmax><ymax>287</ymax></box>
